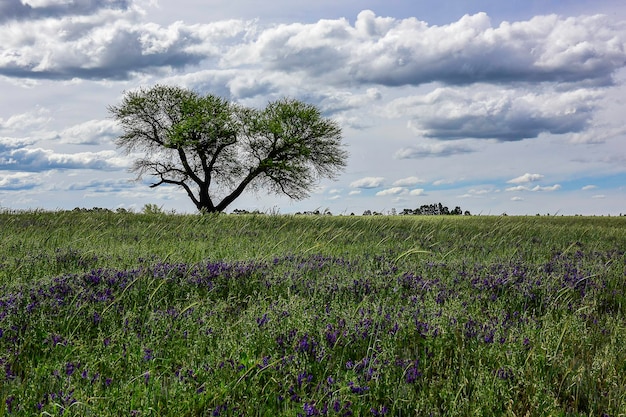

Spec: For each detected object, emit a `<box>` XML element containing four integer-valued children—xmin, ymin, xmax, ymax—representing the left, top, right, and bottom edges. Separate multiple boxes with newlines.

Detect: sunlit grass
<box><xmin>0</xmin><ymin>210</ymin><xmax>624</xmax><ymax>415</ymax></box>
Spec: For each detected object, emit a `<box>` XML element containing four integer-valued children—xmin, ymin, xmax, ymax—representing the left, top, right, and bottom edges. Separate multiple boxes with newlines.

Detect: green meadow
<box><xmin>0</xmin><ymin>210</ymin><xmax>625</xmax><ymax>416</ymax></box>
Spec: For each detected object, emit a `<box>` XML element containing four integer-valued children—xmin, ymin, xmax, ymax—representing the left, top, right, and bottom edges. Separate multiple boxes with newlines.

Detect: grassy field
<box><xmin>0</xmin><ymin>210</ymin><xmax>625</xmax><ymax>416</ymax></box>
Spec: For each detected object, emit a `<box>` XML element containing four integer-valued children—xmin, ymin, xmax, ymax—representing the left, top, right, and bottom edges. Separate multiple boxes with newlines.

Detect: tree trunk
<box><xmin>196</xmin><ymin>184</ymin><xmax>218</xmax><ymax>213</ymax></box>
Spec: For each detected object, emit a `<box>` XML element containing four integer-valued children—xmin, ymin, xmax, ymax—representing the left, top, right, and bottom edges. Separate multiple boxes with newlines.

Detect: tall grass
<box><xmin>0</xmin><ymin>211</ymin><xmax>624</xmax><ymax>415</ymax></box>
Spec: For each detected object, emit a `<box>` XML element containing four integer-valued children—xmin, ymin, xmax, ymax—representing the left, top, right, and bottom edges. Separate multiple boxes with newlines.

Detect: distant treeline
<box><xmin>396</xmin><ymin>203</ymin><xmax>470</xmax><ymax>216</ymax></box>
<box><xmin>9</xmin><ymin>205</ymin><xmax>470</xmax><ymax>216</ymax></box>
<box><xmin>2</xmin><ymin>206</ymin><xmax>624</xmax><ymax>216</ymax></box>
<box><xmin>292</xmin><ymin>203</ymin><xmax>471</xmax><ymax>216</ymax></box>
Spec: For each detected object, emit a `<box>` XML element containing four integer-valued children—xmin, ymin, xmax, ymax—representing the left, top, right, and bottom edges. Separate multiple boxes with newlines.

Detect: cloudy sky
<box><xmin>1</xmin><ymin>0</ymin><xmax>625</xmax><ymax>215</ymax></box>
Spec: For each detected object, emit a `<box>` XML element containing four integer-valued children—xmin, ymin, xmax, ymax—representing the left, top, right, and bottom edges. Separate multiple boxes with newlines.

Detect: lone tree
<box><xmin>109</xmin><ymin>85</ymin><xmax>347</xmax><ymax>213</ymax></box>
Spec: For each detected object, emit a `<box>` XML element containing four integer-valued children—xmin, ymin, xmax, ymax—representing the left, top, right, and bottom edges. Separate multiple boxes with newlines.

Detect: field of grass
<box><xmin>0</xmin><ymin>210</ymin><xmax>625</xmax><ymax>416</ymax></box>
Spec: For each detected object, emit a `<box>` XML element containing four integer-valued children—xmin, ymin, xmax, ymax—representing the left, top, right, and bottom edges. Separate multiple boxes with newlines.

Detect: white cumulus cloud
<box><xmin>392</xmin><ymin>176</ymin><xmax>426</xmax><ymax>186</ymax></box>
<box><xmin>59</xmin><ymin>119</ymin><xmax>120</xmax><ymax>144</ymax></box>
<box><xmin>507</xmin><ymin>173</ymin><xmax>545</xmax><ymax>184</ymax></box>
<box><xmin>388</xmin><ymin>86</ymin><xmax>601</xmax><ymax>141</ymax></box>
<box><xmin>1</xmin><ymin>147</ymin><xmax>125</xmax><ymax>171</ymax></box>
<box><xmin>376</xmin><ymin>186</ymin><xmax>407</xmax><ymax>196</ymax></box>
<box><xmin>0</xmin><ymin>171</ymin><xmax>41</xmax><ymax>190</ymax></box>
<box><xmin>0</xmin><ymin>7</ymin><xmax>253</xmax><ymax>80</ymax></box>
<box><xmin>532</xmin><ymin>184</ymin><xmax>561</xmax><ymax>192</ymax></box>
<box><xmin>505</xmin><ymin>184</ymin><xmax>561</xmax><ymax>192</ymax></box>
<box><xmin>409</xmin><ymin>188</ymin><xmax>426</xmax><ymax>196</ymax></box>
<box><xmin>350</xmin><ymin>176</ymin><xmax>384</xmax><ymax>188</ymax></box>
<box><xmin>394</xmin><ymin>141</ymin><xmax>475</xmax><ymax>158</ymax></box>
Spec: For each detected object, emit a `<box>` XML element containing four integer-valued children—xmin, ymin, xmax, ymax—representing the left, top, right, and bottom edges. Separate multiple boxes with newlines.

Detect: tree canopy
<box><xmin>109</xmin><ymin>85</ymin><xmax>347</xmax><ymax>213</ymax></box>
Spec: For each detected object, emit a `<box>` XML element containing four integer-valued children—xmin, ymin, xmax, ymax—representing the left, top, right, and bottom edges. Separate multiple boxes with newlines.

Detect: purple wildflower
<box><xmin>325</xmin><ymin>324</ymin><xmax>339</xmax><ymax>346</ymax></box>
<box><xmin>371</xmin><ymin>406</ymin><xmax>389</xmax><ymax>416</ymax></box>
<box><xmin>495</xmin><ymin>367</ymin><xmax>514</xmax><ymax>380</ymax></box>
<box><xmin>297</xmin><ymin>333</ymin><xmax>318</xmax><ymax>356</ymax></box>
<box><xmin>4</xmin><ymin>362</ymin><xmax>16</xmax><ymax>380</ymax></box>
<box><xmin>143</xmin><ymin>348</ymin><xmax>154</xmax><ymax>361</ymax></box>
<box><xmin>348</xmin><ymin>381</ymin><xmax>369</xmax><ymax>394</ymax></box>
<box><xmin>212</xmin><ymin>403</ymin><xmax>228</xmax><ymax>416</ymax></box>
<box><xmin>5</xmin><ymin>395</ymin><xmax>15</xmax><ymax>414</ymax></box>
<box><xmin>256</xmin><ymin>313</ymin><xmax>269</xmax><ymax>327</ymax></box>
<box><xmin>50</xmin><ymin>333</ymin><xmax>65</xmax><ymax>346</ymax></box>
<box><xmin>297</xmin><ymin>372</ymin><xmax>313</xmax><ymax>388</ymax></box>
<box><xmin>303</xmin><ymin>402</ymin><xmax>320</xmax><ymax>416</ymax></box>
<box><xmin>333</xmin><ymin>400</ymin><xmax>341</xmax><ymax>413</ymax></box>
<box><xmin>65</xmin><ymin>362</ymin><xmax>77</xmax><ymax>377</ymax></box>
<box><xmin>405</xmin><ymin>360</ymin><xmax>421</xmax><ymax>384</ymax></box>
